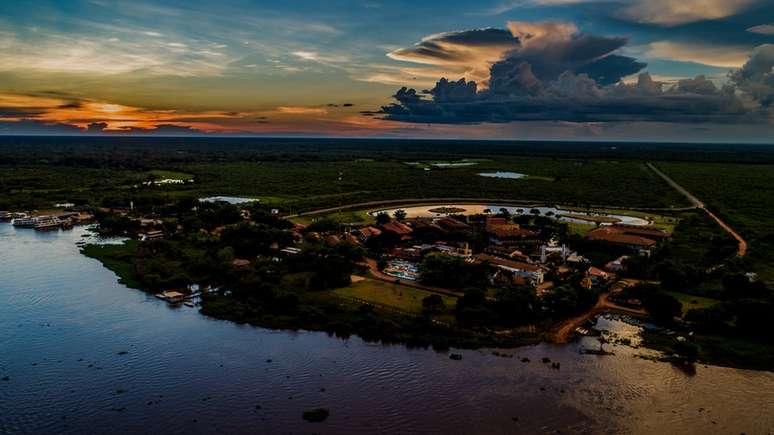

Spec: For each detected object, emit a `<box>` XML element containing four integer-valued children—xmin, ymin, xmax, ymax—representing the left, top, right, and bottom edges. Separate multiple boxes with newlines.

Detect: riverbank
<box><xmin>81</xmin><ymin>239</ymin><xmax>542</xmax><ymax>350</ymax></box>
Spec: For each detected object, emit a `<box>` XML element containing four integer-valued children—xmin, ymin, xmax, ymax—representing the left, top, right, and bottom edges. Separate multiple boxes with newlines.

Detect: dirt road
<box><xmin>552</xmin><ymin>293</ymin><xmax>647</xmax><ymax>343</ymax></box>
<box><xmin>647</xmin><ymin>162</ymin><xmax>747</xmax><ymax>257</ymax></box>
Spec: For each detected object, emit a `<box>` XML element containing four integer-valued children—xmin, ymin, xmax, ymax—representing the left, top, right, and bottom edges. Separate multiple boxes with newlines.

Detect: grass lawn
<box><xmin>667</xmin><ymin>292</ymin><xmax>720</xmax><ymax>317</ymax></box>
<box><xmin>80</xmin><ymin>240</ymin><xmax>143</xmax><ymax>289</ymax></box>
<box><xmin>148</xmin><ymin>169</ymin><xmax>194</xmax><ymax>180</ymax></box>
<box><xmin>333</xmin><ymin>279</ymin><xmax>456</xmax><ymax>314</ymax></box>
<box><xmin>558</xmin><ymin>205</ymin><xmax>680</xmax><ymax>233</ymax></box>
<box><xmin>291</xmin><ymin>209</ymin><xmax>375</xmax><ymax>226</ymax></box>
<box><xmin>566</xmin><ymin>221</ymin><xmax>596</xmax><ymax>236</ymax></box>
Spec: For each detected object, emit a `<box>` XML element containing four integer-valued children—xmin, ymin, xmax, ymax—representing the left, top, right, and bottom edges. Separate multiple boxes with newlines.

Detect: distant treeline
<box><xmin>2</xmin><ymin>136</ymin><xmax>774</xmax><ymax>168</ymax></box>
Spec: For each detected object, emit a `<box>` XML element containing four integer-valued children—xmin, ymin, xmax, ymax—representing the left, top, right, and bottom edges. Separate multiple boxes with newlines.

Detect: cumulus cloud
<box><xmin>377</xmin><ymin>23</ymin><xmax>773</xmax><ymax>125</ymax></box>
<box><xmin>730</xmin><ymin>44</ymin><xmax>774</xmax><ymax>107</ymax></box>
<box><xmin>646</xmin><ymin>41</ymin><xmax>751</xmax><ymax>68</ymax></box>
<box><xmin>387</xmin><ymin>28</ymin><xmax>521</xmax><ymax>84</ymax></box>
<box><xmin>748</xmin><ymin>24</ymin><xmax>774</xmax><ymax>35</ymax></box>
<box><xmin>487</xmin><ymin>0</ymin><xmax>767</xmax><ymax>26</ymax></box>
<box><xmin>617</xmin><ymin>0</ymin><xmax>761</xmax><ymax>26</ymax></box>
<box><xmin>386</xmin><ymin>22</ymin><xmax>642</xmax><ymax>88</ymax></box>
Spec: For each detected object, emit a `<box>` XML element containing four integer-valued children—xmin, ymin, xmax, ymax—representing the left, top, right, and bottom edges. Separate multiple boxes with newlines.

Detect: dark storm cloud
<box><xmin>0</xmin><ymin>119</ymin><xmax>83</xmax><ymax>134</ymax></box>
<box><xmin>377</xmin><ymin>23</ymin><xmax>773</xmax><ymax>125</ymax></box>
<box><xmin>731</xmin><ymin>44</ymin><xmax>774</xmax><ymax>106</ymax></box>
<box><xmin>87</xmin><ymin>122</ymin><xmax>108</xmax><ymax>132</ymax></box>
<box><xmin>0</xmin><ymin>107</ymin><xmax>46</xmax><ymax>118</ymax></box>
<box><xmin>121</xmin><ymin>124</ymin><xmax>209</xmax><ymax>135</ymax></box>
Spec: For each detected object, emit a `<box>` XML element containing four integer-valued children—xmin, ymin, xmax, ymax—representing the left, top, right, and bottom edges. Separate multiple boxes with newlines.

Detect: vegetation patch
<box><xmin>333</xmin><ymin>279</ymin><xmax>456</xmax><ymax>315</ymax></box>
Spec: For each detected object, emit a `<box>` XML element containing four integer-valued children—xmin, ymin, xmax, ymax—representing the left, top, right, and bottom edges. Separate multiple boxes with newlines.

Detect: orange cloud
<box><xmin>0</xmin><ymin>92</ymin><xmax>409</xmax><ymax>136</ymax></box>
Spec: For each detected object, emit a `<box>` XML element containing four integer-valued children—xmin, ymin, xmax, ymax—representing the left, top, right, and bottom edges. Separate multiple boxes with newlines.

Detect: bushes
<box><xmin>419</xmin><ymin>253</ymin><xmax>486</xmax><ymax>289</ymax></box>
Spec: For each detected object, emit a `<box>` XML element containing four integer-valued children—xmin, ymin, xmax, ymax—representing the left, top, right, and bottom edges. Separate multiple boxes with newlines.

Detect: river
<box><xmin>1</xmin><ymin>223</ymin><xmax>772</xmax><ymax>434</ymax></box>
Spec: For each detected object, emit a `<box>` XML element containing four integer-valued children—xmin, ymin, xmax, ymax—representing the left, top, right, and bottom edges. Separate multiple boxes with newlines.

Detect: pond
<box><xmin>1</xmin><ymin>224</ymin><xmax>772</xmax><ymax>434</ymax></box>
<box><xmin>478</xmin><ymin>171</ymin><xmax>526</xmax><ymax>179</ymax></box>
<box><xmin>371</xmin><ymin>204</ymin><xmax>651</xmax><ymax>226</ymax></box>
<box><xmin>198</xmin><ymin>196</ymin><xmax>260</xmax><ymax>205</ymax></box>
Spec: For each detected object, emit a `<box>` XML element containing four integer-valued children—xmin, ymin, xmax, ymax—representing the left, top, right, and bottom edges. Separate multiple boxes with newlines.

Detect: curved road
<box><xmin>646</xmin><ymin>162</ymin><xmax>747</xmax><ymax>256</ymax></box>
<box><xmin>286</xmin><ymin>197</ymin><xmax>696</xmax><ymax>219</ymax></box>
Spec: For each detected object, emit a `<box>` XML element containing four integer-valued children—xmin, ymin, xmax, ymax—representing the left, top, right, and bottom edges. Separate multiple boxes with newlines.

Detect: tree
<box><xmin>684</xmin><ymin>305</ymin><xmax>730</xmax><ymax>332</ymax></box>
<box><xmin>422</xmin><ymin>294</ymin><xmax>445</xmax><ymax>314</ymax></box>
<box><xmin>393</xmin><ymin>209</ymin><xmax>407</xmax><ymax>221</ymax></box>
<box><xmin>419</xmin><ymin>252</ymin><xmax>485</xmax><ymax>289</ymax></box>
<box><xmin>455</xmin><ymin>288</ymin><xmax>492</xmax><ymax>327</ymax></box>
<box><xmin>493</xmin><ymin>286</ymin><xmax>537</xmax><ymax>325</ymax></box>
<box><xmin>375</xmin><ymin>212</ymin><xmax>391</xmax><ymax>225</ymax></box>
<box><xmin>642</xmin><ymin>292</ymin><xmax>682</xmax><ymax>324</ymax></box>
<box><xmin>310</xmin><ymin>255</ymin><xmax>353</xmax><ymax>290</ymax></box>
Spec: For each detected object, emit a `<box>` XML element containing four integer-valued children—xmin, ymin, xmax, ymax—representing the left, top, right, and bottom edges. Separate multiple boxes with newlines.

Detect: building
<box><xmin>609</xmin><ymin>224</ymin><xmax>670</xmax><ymax>239</ymax></box>
<box><xmin>605</xmin><ymin>255</ymin><xmax>629</xmax><ymax>273</ymax></box>
<box><xmin>487</xmin><ymin>225</ymin><xmax>538</xmax><ymax>246</ymax></box>
<box><xmin>587</xmin><ymin>227</ymin><xmax>658</xmax><ymax>250</ymax></box>
<box><xmin>232</xmin><ymin>259</ymin><xmax>251</xmax><ymax>268</ymax></box>
<box><xmin>470</xmin><ymin>253</ymin><xmax>544</xmax><ymax>285</ymax></box>
<box><xmin>381</xmin><ymin>220</ymin><xmax>413</xmax><ymax>236</ymax></box>
<box><xmin>140</xmin><ymin>230</ymin><xmax>164</xmax><ymax>241</ymax></box>
<box><xmin>281</xmin><ymin>247</ymin><xmax>302</xmax><ymax>256</ymax></box>
<box><xmin>358</xmin><ymin>226</ymin><xmax>382</xmax><ymax>241</ymax></box>
<box><xmin>435</xmin><ymin>217</ymin><xmax>471</xmax><ymax>232</ymax></box>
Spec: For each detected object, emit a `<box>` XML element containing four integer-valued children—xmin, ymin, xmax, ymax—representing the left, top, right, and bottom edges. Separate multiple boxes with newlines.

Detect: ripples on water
<box><xmin>0</xmin><ymin>224</ymin><xmax>772</xmax><ymax>434</ymax></box>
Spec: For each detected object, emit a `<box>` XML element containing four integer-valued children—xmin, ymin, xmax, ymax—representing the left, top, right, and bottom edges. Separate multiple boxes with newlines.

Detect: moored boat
<box><xmin>34</xmin><ymin>216</ymin><xmax>63</xmax><ymax>231</ymax></box>
<box><xmin>12</xmin><ymin>217</ymin><xmax>38</xmax><ymax>228</ymax></box>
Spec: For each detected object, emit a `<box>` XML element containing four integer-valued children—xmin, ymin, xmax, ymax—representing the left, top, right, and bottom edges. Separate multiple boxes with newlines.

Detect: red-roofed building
<box><xmin>587</xmin><ymin>227</ymin><xmax>658</xmax><ymax>250</ymax></box>
<box><xmin>382</xmin><ymin>220</ymin><xmax>413</xmax><ymax>236</ymax></box>
<box><xmin>358</xmin><ymin>226</ymin><xmax>382</xmax><ymax>241</ymax></box>
<box><xmin>609</xmin><ymin>224</ymin><xmax>671</xmax><ymax>239</ymax></box>
<box><xmin>436</xmin><ymin>217</ymin><xmax>470</xmax><ymax>232</ymax></box>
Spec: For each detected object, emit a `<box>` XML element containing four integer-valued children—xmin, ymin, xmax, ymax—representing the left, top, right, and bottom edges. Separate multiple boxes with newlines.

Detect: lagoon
<box><xmin>478</xmin><ymin>171</ymin><xmax>526</xmax><ymax>179</ymax></box>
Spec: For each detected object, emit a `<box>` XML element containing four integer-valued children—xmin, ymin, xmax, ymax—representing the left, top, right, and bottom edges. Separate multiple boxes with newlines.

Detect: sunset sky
<box><xmin>1</xmin><ymin>0</ymin><xmax>773</xmax><ymax>141</ymax></box>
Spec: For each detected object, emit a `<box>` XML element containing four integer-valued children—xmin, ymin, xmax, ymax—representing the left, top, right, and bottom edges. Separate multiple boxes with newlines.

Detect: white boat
<box><xmin>12</xmin><ymin>217</ymin><xmax>38</xmax><ymax>228</ymax></box>
<box><xmin>34</xmin><ymin>216</ymin><xmax>62</xmax><ymax>231</ymax></box>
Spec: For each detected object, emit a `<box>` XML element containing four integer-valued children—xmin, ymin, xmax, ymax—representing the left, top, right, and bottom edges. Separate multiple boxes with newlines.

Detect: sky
<box><xmin>1</xmin><ymin>0</ymin><xmax>773</xmax><ymax>141</ymax></box>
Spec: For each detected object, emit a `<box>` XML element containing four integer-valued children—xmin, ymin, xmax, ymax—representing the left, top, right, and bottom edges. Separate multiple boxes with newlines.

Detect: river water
<box><xmin>1</xmin><ymin>223</ymin><xmax>772</xmax><ymax>434</ymax></box>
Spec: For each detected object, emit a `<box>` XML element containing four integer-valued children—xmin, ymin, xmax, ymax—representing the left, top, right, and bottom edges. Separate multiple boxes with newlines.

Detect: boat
<box><xmin>12</xmin><ymin>217</ymin><xmax>38</xmax><ymax>228</ymax></box>
<box><xmin>0</xmin><ymin>211</ymin><xmax>10</xmax><ymax>221</ymax></box>
<box><xmin>34</xmin><ymin>216</ymin><xmax>62</xmax><ymax>231</ymax></box>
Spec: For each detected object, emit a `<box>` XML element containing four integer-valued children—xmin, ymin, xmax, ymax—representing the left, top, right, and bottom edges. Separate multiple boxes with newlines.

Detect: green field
<box><xmin>0</xmin><ymin>156</ymin><xmax>690</xmax><ymax>213</ymax></box>
<box><xmin>659</xmin><ymin>162</ymin><xmax>774</xmax><ymax>284</ymax></box>
<box><xmin>333</xmin><ymin>279</ymin><xmax>456</xmax><ymax>314</ymax></box>
<box><xmin>667</xmin><ymin>292</ymin><xmax>720</xmax><ymax>317</ymax></box>
<box><xmin>147</xmin><ymin>169</ymin><xmax>193</xmax><ymax>180</ymax></box>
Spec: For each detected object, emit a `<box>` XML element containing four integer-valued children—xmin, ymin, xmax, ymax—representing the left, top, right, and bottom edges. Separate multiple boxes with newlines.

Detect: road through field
<box><xmin>647</xmin><ymin>162</ymin><xmax>747</xmax><ymax>256</ymax></box>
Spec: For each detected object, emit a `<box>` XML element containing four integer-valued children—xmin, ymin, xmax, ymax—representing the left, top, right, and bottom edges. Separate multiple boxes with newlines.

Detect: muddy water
<box><xmin>0</xmin><ymin>224</ymin><xmax>772</xmax><ymax>434</ymax></box>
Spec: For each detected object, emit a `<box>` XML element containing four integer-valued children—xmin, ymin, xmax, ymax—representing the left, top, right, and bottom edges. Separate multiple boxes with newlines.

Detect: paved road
<box><xmin>647</xmin><ymin>162</ymin><xmax>747</xmax><ymax>257</ymax></box>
